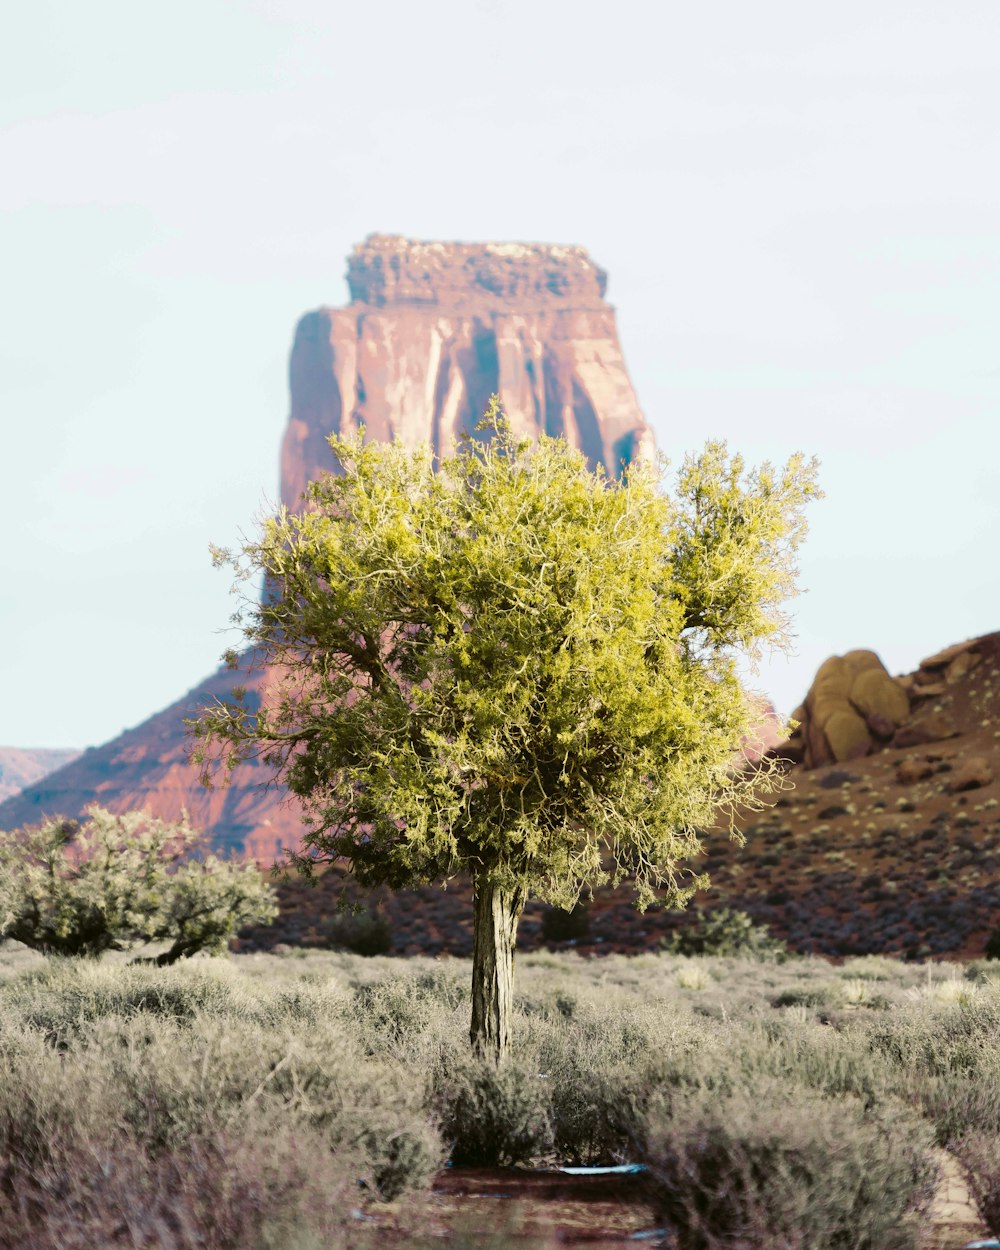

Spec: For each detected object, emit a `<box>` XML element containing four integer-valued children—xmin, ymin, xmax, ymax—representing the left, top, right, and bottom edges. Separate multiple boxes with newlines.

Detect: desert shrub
<box><xmin>352</xmin><ymin>967</ymin><xmax>467</xmax><ymax>1057</ymax></box>
<box><xmin>985</xmin><ymin>923</ymin><xmax>1000</xmax><ymax>960</ymax></box>
<box><xmin>0</xmin><ymin>1121</ymin><xmax>363</xmax><ymax>1250</ymax></box>
<box><xmin>665</xmin><ymin>908</ymin><xmax>788</xmax><ymax>961</ymax></box>
<box><xmin>952</xmin><ymin>1131</ymin><xmax>1000</xmax><ymax>1236</ymax></box>
<box><xmin>2</xmin><ymin>959</ymin><xmax>338</xmax><ymax>1040</ymax></box>
<box><xmin>914</xmin><ymin>1070</ymin><xmax>1000</xmax><ymax>1145</ymax></box>
<box><xmin>318</xmin><ymin>907</ymin><xmax>392</xmax><ymax>956</ymax></box>
<box><xmin>867</xmin><ymin>994</ymin><xmax>1000</xmax><ymax>1079</ymax></box>
<box><xmin>540</xmin><ymin>901</ymin><xmax>591</xmax><ymax>944</ymax></box>
<box><xmin>965</xmin><ymin>960</ymin><xmax>1000</xmax><ymax>986</ymax></box>
<box><xmin>4</xmin><ymin>946</ymin><xmax>1000</xmax><ymax>1242</ymax></box>
<box><xmin>546</xmin><ymin>1058</ymin><xmax>653</xmax><ymax>1165</ymax></box>
<box><xmin>637</xmin><ymin>1081</ymin><xmax>937</xmax><ymax>1250</ymax></box>
<box><xmin>0</xmin><ymin>1025</ymin><xmax>118</xmax><ymax>1168</ymax></box>
<box><xmin>863</xmin><ymin>995</ymin><xmax>1000</xmax><ymax>1143</ymax></box>
<box><xmin>771</xmin><ymin>983</ymin><xmax>844</xmax><ymax>1009</ymax></box>
<box><xmin>96</xmin><ymin>1015</ymin><xmax>442</xmax><ymax>1197</ymax></box>
<box><xmin>1</xmin><ymin>1022</ymin><xmax>441</xmax><ymax>1206</ymax></box>
<box><xmin>436</xmin><ymin>1058</ymin><xmax>554</xmax><ymax>1165</ymax></box>
<box><xmin>0</xmin><ymin>807</ymin><xmax>276</xmax><ymax>963</ymax></box>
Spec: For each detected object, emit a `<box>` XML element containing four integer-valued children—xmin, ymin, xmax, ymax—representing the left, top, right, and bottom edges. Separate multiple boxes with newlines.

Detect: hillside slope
<box><xmin>237</xmin><ymin>631</ymin><xmax>1000</xmax><ymax>962</ymax></box>
<box><xmin>0</xmin><ymin>747</ymin><xmax>80</xmax><ymax>803</ymax></box>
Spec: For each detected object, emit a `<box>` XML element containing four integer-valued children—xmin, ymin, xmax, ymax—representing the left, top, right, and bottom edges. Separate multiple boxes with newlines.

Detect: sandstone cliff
<box><xmin>281</xmin><ymin>235</ymin><xmax>655</xmax><ymax>509</ymax></box>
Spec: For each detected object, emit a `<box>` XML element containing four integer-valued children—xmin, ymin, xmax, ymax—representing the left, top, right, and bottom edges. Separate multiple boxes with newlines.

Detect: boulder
<box><xmin>849</xmin><ymin>668</ymin><xmax>911</xmax><ymax>736</ymax></box>
<box><xmin>789</xmin><ymin>649</ymin><xmax>913</xmax><ymax>769</ymax></box>
<box><xmin>895</xmin><ymin>758</ymin><xmax>934</xmax><ymax>785</ymax></box>
<box><xmin>823</xmin><ymin>709</ymin><xmax>872</xmax><ymax>762</ymax></box>
<box><xmin>947</xmin><ymin>757</ymin><xmax>994</xmax><ymax>793</ymax></box>
<box><xmin>945</xmin><ymin>651</ymin><xmax>982</xmax><ymax>684</ymax></box>
<box><xmin>893</xmin><ymin>714</ymin><xmax>960</xmax><ymax>749</ymax></box>
<box><xmin>919</xmin><ymin>639</ymin><xmax>980</xmax><ymax>671</ymax></box>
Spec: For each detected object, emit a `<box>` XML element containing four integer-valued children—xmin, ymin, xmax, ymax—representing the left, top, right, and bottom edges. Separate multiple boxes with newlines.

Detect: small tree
<box><xmin>0</xmin><ymin>806</ymin><xmax>277</xmax><ymax>963</ymax></box>
<box><xmin>193</xmin><ymin>401</ymin><xmax>820</xmax><ymax>1060</ymax></box>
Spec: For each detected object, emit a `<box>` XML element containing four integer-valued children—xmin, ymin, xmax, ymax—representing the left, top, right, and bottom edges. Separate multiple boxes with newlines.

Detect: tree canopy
<box><xmin>192</xmin><ymin>401</ymin><xmax>820</xmax><ymax>1056</ymax></box>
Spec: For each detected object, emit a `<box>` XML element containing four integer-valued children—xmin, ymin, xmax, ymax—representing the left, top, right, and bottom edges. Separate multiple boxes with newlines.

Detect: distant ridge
<box><xmin>0</xmin><ymin>747</ymin><xmax>80</xmax><ymax>804</ymax></box>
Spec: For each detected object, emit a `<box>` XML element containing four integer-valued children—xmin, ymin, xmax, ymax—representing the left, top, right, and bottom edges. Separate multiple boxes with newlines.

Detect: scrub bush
<box><xmin>0</xmin><ymin>807</ymin><xmax>275</xmax><ymax>963</ymax></box>
<box><xmin>665</xmin><ymin>907</ymin><xmax>788</xmax><ymax>961</ymax></box>
<box><xmin>437</xmin><ymin>1058</ymin><xmax>554</xmax><ymax>1165</ymax></box>
<box><xmin>952</xmin><ymin>1131</ymin><xmax>1000</xmax><ymax>1237</ymax></box>
<box><xmin>638</xmin><ymin>1082</ymin><xmax>937</xmax><ymax>1250</ymax></box>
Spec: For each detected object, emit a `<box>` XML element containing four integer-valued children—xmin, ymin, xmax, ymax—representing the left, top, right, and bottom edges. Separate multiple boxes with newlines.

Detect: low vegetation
<box><xmin>0</xmin><ymin>943</ymin><xmax>999</xmax><ymax>1248</ymax></box>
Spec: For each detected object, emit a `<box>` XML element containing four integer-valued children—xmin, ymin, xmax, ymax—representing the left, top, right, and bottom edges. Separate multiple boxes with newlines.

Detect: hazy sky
<box><xmin>2</xmin><ymin>0</ymin><xmax>998</xmax><ymax>749</ymax></box>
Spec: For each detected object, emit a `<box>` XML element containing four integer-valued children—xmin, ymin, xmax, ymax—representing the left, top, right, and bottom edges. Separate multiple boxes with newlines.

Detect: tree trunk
<box><xmin>470</xmin><ymin>870</ymin><xmax>526</xmax><ymax>1063</ymax></box>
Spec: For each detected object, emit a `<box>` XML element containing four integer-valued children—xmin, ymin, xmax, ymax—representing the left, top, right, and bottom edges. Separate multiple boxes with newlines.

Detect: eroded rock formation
<box><xmin>0</xmin><ymin>659</ymin><xmax>302</xmax><ymax>859</ymax></box>
<box><xmin>780</xmin><ymin>633</ymin><xmax>998</xmax><ymax>768</ymax></box>
<box><xmin>281</xmin><ymin>235</ymin><xmax>655</xmax><ymax>509</ymax></box>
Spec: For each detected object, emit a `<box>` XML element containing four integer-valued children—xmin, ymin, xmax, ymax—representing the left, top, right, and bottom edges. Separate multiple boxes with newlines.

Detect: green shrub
<box><xmin>664</xmin><ymin>908</ymin><xmax>788</xmax><ymax>961</ymax></box>
<box><xmin>437</xmin><ymin>1059</ymin><xmax>554</xmax><ymax>1165</ymax></box>
<box><xmin>0</xmin><ymin>807</ymin><xmax>276</xmax><ymax>963</ymax></box>
<box><xmin>318</xmin><ymin>907</ymin><xmax>393</xmax><ymax>956</ymax></box>
<box><xmin>985</xmin><ymin>924</ymin><xmax>1000</xmax><ymax>960</ymax></box>
<box><xmin>638</xmin><ymin>1081</ymin><xmax>937</xmax><ymax>1250</ymax></box>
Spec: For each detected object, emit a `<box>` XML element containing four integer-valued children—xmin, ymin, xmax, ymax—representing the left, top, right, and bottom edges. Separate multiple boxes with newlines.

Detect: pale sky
<box><xmin>2</xmin><ymin>0</ymin><xmax>998</xmax><ymax>749</ymax></box>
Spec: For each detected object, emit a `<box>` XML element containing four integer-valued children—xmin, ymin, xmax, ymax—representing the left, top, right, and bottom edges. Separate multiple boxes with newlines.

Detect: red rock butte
<box><xmin>281</xmin><ymin>234</ymin><xmax>655</xmax><ymax>510</ymax></box>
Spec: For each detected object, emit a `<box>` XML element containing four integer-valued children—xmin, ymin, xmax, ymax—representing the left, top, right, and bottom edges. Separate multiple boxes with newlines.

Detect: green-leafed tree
<box><xmin>192</xmin><ymin>400</ymin><xmax>821</xmax><ymax>1060</ymax></box>
<box><xmin>0</xmin><ymin>806</ymin><xmax>276</xmax><ymax>963</ymax></box>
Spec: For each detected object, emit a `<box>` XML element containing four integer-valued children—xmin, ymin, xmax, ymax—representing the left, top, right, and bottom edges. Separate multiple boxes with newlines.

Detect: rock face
<box><xmin>0</xmin><ymin>747</ymin><xmax>80</xmax><ymax>804</ymax></box>
<box><xmin>281</xmin><ymin>235</ymin><xmax>655</xmax><ymax>509</ymax></box>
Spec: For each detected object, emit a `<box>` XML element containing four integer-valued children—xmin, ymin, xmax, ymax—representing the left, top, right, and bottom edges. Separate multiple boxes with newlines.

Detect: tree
<box><xmin>192</xmin><ymin>400</ymin><xmax>821</xmax><ymax>1060</ymax></box>
<box><xmin>0</xmin><ymin>806</ymin><xmax>277</xmax><ymax>963</ymax></box>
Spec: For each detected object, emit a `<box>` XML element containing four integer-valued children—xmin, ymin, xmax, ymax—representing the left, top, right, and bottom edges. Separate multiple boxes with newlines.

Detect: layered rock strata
<box><xmin>281</xmin><ymin>235</ymin><xmax>655</xmax><ymax>508</ymax></box>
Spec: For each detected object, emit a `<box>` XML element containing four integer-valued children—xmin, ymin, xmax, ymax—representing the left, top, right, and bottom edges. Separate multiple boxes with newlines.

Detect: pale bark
<box><xmin>470</xmin><ymin>870</ymin><xmax>526</xmax><ymax>1063</ymax></box>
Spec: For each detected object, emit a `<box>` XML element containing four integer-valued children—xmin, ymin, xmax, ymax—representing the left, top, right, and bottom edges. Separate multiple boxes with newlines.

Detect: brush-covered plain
<box><xmin>1</xmin><ymin>943</ymin><xmax>999</xmax><ymax>1249</ymax></box>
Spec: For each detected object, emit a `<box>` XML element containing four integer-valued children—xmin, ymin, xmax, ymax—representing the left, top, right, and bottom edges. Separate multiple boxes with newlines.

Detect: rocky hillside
<box><xmin>0</xmin><ymin>658</ymin><xmax>303</xmax><ymax>858</ymax></box>
<box><xmin>0</xmin><ymin>747</ymin><xmax>80</xmax><ymax>803</ymax></box>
